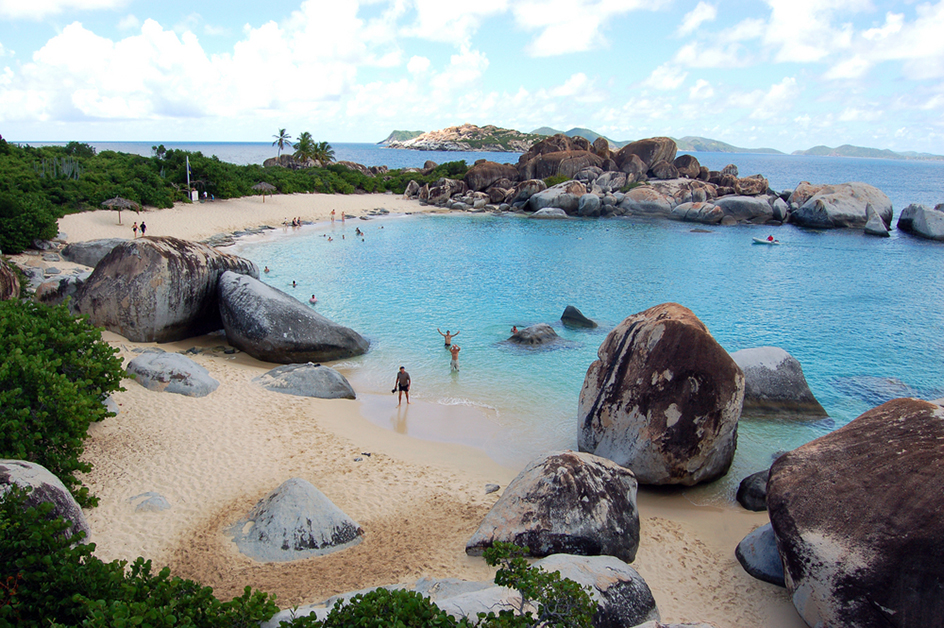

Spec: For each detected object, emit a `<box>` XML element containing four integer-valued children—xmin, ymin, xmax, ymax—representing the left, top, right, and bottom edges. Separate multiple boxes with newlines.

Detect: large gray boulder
<box><xmin>74</xmin><ymin>237</ymin><xmax>258</xmax><ymax>342</ymax></box>
<box><xmin>616</xmin><ymin>186</ymin><xmax>674</xmax><ymax>217</ymax></box>
<box><xmin>615</xmin><ymin>137</ymin><xmax>677</xmax><ymax>171</ymax></box>
<box><xmin>60</xmin><ymin>238</ymin><xmax>127</xmax><ymax>267</ymax></box>
<box><xmin>863</xmin><ymin>204</ymin><xmax>890</xmax><ymax>237</ymax></box>
<box><xmin>464</xmin><ymin>161</ymin><xmax>519</xmax><ymax>192</ymax></box>
<box><xmin>229</xmin><ymin>477</ymin><xmax>363</xmax><ymax>562</ymax></box>
<box><xmin>508</xmin><ymin>323</ymin><xmax>559</xmax><ymax>346</ymax></box>
<box><xmin>35</xmin><ymin>271</ymin><xmax>91</xmax><ymax>308</ymax></box>
<box><xmin>218</xmin><ymin>271</ymin><xmax>369</xmax><ymax>363</ymax></box>
<box><xmin>897</xmin><ymin>203</ymin><xmax>944</xmax><ymax>241</ymax></box>
<box><xmin>126</xmin><ymin>351</ymin><xmax>220</xmax><ymax>397</ymax></box>
<box><xmin>730</xmin><ymin>347</ymin><xmax>826</xmax><ymax>416</ymax></box>
<box><xmin>767</xmin><ymin>398</ymin><xmax>944</xmax><ymax>627</ymax></box>
<box><xmin>712</xmin><ymin>196</ymin><xmax>774</xmax><ymax>223</ymax></box>
<box><xmin>530</xmin><ymin>207</ymin><xmax>569</xmax><ymax>219</ymax></box>
<box><xmin>0</xmin><ymin>459</ymin><xmax>90</xmax><ymax>542</ymax></box>
<box><xmin>529</xmin><ymin>180</ymin><xmax>587</xmax><ymax>215</ymax></box>
<box><xmin>254</xmin><ymin>363</ymin><xmax>356</xmax><ymax>399</ymax></box>
<box><xmin>578</xmin><ymin>303</ymin><xmax>744</xmax><ymax>486</ymax></box>
<box><xmin>735</xmin><ymin>523</ymin><xmax>785</xmax><ymax>587</ymax></box>
<box><xmin>561</xmin><ymin>305</ymin><xmax>598</xmax><ymax>328</ymax></box>
<box><xmin>790</xmin><ymin>182</ymin><xmax>893</xmax><ymax>229</ymax></box>
<box><xmin>466</xmin><ymin>451</ymin><xmax>640</xmax><ymax>562</ymax></box>
<box><xmin>669</xmin><ymin>202</ymin><xmax>723</xmax><ymax>225</ymax></box>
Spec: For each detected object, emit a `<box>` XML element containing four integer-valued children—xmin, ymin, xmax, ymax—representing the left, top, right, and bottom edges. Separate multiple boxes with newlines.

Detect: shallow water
<box><xmin>236</xmin><ymin>213</ymin><xmax>944</xmax><ymax>502</ymax></box>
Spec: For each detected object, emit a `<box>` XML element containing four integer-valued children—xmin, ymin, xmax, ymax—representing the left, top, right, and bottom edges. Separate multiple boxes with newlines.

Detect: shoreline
<box><xmin>43</xmin><ymin>194</ymin><xmax>804</xmax><ymax>627</ymax></box>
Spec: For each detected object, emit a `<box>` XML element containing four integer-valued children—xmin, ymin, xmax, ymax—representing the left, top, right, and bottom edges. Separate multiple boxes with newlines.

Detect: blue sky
<box><xmin>1</xmin><ymin>0</ymin><xmax>943</xmax><ymax>153</ymax></box>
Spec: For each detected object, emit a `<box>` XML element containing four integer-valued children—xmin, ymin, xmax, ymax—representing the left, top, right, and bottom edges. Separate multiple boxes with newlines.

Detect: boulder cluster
<box><xmin>403</xmin><ymin>134</ymin><xmax>906</xmax><ymax>234</ymax></box>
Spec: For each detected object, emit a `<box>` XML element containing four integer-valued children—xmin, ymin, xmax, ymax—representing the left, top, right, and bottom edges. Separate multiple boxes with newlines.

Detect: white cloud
<box><xmin>401</xmin><ymin>0</ymin><xmax>508</xmax><ymax>46</ymax></box>
<box><xmin>762</xmin><ymin>0</ymin><xmax>868</xmax><ymax>63</ymax></box>
<box><xmin>838</xmin><ymin>107</ymin><xmax>883</xmax><ymax>122</ymax></box>
<box><xmin>733</xmin><ymin>76</ymin><xmax>801</xmax><ymax>120</ymax></box>
<box><xmin>673</xmin><ymin>41</ymin><xmax>749</xmax><ymax>68</ymax></box>
<box><xmin>430</xmin><ymin>46</ymin><xmax>489</xmax><ymax>92</ymax></box>
<box><xmin>406</xmin><ymin>55</ymin><xmax>430</xmax><ymax>74</ymax></box>
<box><xmin>117</xmin><ymin>14</ymin><xmax>139</xmax><ymax>31</ymax></box>
<box><xmin>824</xmin><ymin>54</ymin><xmax>872</xmax><ymax>79</ymax></box>
<box><xmin>677</xmin><ymin>1</ymin><xmax>716</xmax><ymax>36</ymax></box>
<box><xmin>688</xmin><ymin>78</ymin><xmax>713</xmax><ymax>99</ymax></box>
<box><xmin>642</xmin><ymin>63</ymin><xmax>688</xmax><ymax>90</ymax></box>
<box><xmin>0</xmin><ymin>0</ymin><xmax>127</xmax><ymax>20</ymax></box>
<box><xmin>863</xmin><ymin>12</ymin><xmax>903</xmax><ymax>41</ymax></box>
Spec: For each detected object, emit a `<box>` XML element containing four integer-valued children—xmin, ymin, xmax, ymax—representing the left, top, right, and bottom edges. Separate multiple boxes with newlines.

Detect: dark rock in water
<box><xmin>578</xmin><ymin>303</ymin><xmax>744</xmax><ymax>486</ymax></box>
<box><xmin>736</xmin><ymin>469</ymin><xmax>769</xmax><ymax>511</ymax></box>
<box><xmin>509</xmin><ymin>323</ymin><xmax>559</xmax><ymax>346</ymax></box>
<box><xmin>829</xmin><ymin>375</ymin><xmax>923</xmax><ymax>408</ymax></box>
<box><xmin>74</xmin><ymin>237</ymin><xmax>258</xmax><ymax>342</ymax></box>
<box><xmin>0</xmin><ymin>257</ymin><xmax>20</xmax><ymax>301</ymax></box>
<box><xmin>561</xmin><ymin>305</ymin><xmax>598</xmax><ymax>328</ymax></box>
<box><xmin>0</xmin><ymin>459</ymin><xmax>90</xmax><ymax>542</ymax></box>
<box><xmin>126</xmin><ymin>352</ymin><xmax>220</xmax><ymax>397</ymax></box>
<box><xmin>735</xmin><ymin>523</ymin><xmax>785</xmax><ymax>587</ymax></box>
<box><xmin>730</xmin><ymin>347</ymin><xmax>826</xmax><ymax>417</ymax></box>
<box><xmin>768</xmin><ymin>398</ymin><xmax>944</xmax><ymax>627</ymax></box>
<box><xmin>530</xmin><ymin>207</ymin><xmax>569</xmax><ymax>219</ymax></box>
<box><xmin>254</xmin><ymin>363</ymin><xmax>356</xmax><ymax>399</ymax></box>
<box><xmin>466</xmin><ymin>450</ymin><xmax>640</xmax><ymax>562</ymax></box>
<box><xmin>60</xmin><ymin>238</ymin><xmax>127</xmax><ymax>267</ymax></box>
<box><xmin>534</xmin><ymin>554</ymin><xmax>660</xmax><ymax>627</ymax></box>
<box><xmin>229</xmin><ymin>477</ymin><xmax>363</xmax><ymax>562</ymax></box>
<box><xmin>218</xmin><ymin>271</ymin><xmax>369</xmax><ymax>364</ymax></box>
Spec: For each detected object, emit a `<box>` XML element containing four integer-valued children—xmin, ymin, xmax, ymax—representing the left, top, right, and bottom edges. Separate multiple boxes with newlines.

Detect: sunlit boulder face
<box><xmin>218</xmin><ymin>271</ymin><xmax>369</xmax><ymax>364</ymax></box>
<box><xmin>74</xmin><ymin>237</ymin><xmax>258</xmax><ymax>342</ymax></box>
<box><xmin>767</xmin><ymin>398</ymin><xmax>944</xmax><ymax>628</ymax></box>
<box><xmin>790</xmin><ymin>181</ymin><xmax>892</xmax><ymax>229</ymax></box>
<box><xmin>578</xmin><ymin>303</ymin><xmax>744</xmax><ymax>486</ymax></box>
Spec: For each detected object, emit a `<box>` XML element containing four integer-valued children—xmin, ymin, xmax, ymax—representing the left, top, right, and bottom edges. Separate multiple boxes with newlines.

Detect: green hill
<box><xmin>378</xmin><ymin>130</ymin><xmax>424</xmax><ymax>145</ymax></box>
<box><xmin>791</xmin><ymin>144</ymin><xmax>944</xmax><ymax>160</ymax></box>
<box><xmin>674</xmin><ymin>136</ymin><xmax>784</xmax><ymax>155</ymax></box>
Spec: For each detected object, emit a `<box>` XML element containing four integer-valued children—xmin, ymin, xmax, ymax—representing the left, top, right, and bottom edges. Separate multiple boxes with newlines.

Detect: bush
<box><xmin>0</xmin><ymin>192</ymin><xmax>60</xmax><ymax>254</ymax></box>
<box><xmin>0</xmin><ymin>486</ymin><xmax>279</xmax><ymax>628</ymax></box>
<box><xmin>0</xmin><ymin>300</ymin><xmax>125</xmax><ymax>506</ymax></box>
<box><xmin>543</xmin><ymin>175</ymin><xmax>570</xmax><ymax>187</ymax></box>
<box><xmin>284</xmin><ymin>588</ymin><xmax>473</xmax><ymax>628</ymax></box>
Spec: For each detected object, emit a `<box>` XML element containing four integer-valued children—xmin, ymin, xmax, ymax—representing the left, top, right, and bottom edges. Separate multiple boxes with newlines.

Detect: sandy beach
<box><xmin>36</xmin><ymin>193</ymin><xmax>804</xmax><ymax>627</ymax></box>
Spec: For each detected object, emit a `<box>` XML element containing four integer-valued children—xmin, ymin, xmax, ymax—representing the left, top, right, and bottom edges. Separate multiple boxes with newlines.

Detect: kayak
<box><xmin>752</xmin><ymin>237</ymin><xmax>781</xmax><ymax>245</ymax></box>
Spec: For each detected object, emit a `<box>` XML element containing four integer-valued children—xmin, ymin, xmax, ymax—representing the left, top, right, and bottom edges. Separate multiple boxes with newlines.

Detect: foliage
<box><xmin>0</xmin><ymin>192</ymin><xmax>60</xmax><ymax>254</ymax></box>
<box><xmin>0</xmin><ymin>486</ymin><xmax>279</xmax><ymax>628</ymax></box>
<box><xmin>477</xmin><ymin>543</ymin><xmax>595</xmax><ymax>628</ymax></box>
<box><xmin>619</xmin><ymin>181</ymin><xmax>648</xmax><ymax>193</ymax></box>
<box><xmin>543</xmin><ymin>175</ymin><xmax>570</xmax><ymax>187</ymax></box>
<box><xmin>273</xmin><ymin>128</ymin><xmax>293</xmax><ymax>158</ymax></box>
<box><xmin>284</xmin><ymin>588</ymin><xmax>474</xmax><ymax>628</ymax></box>
<box><xmin>0</xmin><ymin>300</ymin><xmax>125</xmax><ymax>506</ymax></box>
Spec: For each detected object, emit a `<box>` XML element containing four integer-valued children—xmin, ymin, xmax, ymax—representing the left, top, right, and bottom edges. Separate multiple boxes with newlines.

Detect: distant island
<box><xmin>379</xmin><ymin>124</ymin><xmax>943</xmax><ymax>161</ymax></box>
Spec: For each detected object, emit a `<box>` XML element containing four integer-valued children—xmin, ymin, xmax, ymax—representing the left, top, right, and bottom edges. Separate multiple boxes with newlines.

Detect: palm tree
<box><xmin>293</xmin><ymin>131</ymin><xmax>315</xmax><ymax>162</ymax></box>
<box><xmin>312</xmin><ymin>141</ymin><xmax>335</xmax><ymax>164</ymax></box>
<box><xmin>272</xmin><ymin>129</ymin><xmax>293</xmax><ymax>158</ymax></box>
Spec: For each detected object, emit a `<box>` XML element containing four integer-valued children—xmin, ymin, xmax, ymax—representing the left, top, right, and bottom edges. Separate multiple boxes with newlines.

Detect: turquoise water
<box><xmin>237</xmin><ymin>213</ymin><xmax>944</xmax><ymax>500</ymax></box>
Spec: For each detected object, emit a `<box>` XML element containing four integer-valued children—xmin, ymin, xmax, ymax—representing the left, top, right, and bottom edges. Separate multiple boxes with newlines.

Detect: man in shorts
<box><xmin>438</xmin><ymin>328</ymin><xmax>459</xmax><ymax>347</ymax></box>
<box><xmin>394</xmin><ymin>366</ymin><xmax>411</xmax><ymax>405</ymax></box>
<box><xmin>449</xmin><ymin>344</ymin><xmax>461</xmax><ymax>372</ymax></box>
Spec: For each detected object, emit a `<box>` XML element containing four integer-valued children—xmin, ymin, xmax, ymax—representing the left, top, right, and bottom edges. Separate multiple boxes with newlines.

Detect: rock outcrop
<box><xmin>74</xmin><ymin>237</ymin><xmax>258</xmax><ymax>342</ymax></box>
<box><xmin>508</xmin><ymin>323</ymin><xmax>559</xmax><ymax>346</ymax></box>
<box><xmin>578</xmin><ymin>303</ymin><xmax>744</xmax><ymax>485</ymax></box>
<box><xmin>464</xmin><ymin>161</ymin><xmax>519</xmax><ymax>192</ymax></box>
<box><xmin>736</xmin><ymin>469</ymin><xmax>770</xmax><ymax>511</ymax></box>
<box><xmin>616</xmin><ymin>138</ymin><xmax>677</xmax><ymax>172</ymax></box>
<box><xmin>897</xmin><ymin>203</ymin><xmax>944</xmax><ymax>241</ymax></box>
<box><xmin>0</xmin><ymin>459</ymin><xmax>90</xmax><ymax>541</ymax></box>
<box><xmin>730</xmin><ymin>347</ymin><xmax>826</xmax><ymax>416</ymax></box>
<box><xmin>561</xmin><ymin>305</ymin><xmax>598</xmax><ymax>328</ymax></box>
<box><xmin>767</xmin><ymin>398</ymin><xmax>944</xmax><ymax>627</ymax></box>
<box><xmin>0</xmin><ymin>257</ymin><xmax>19</xmax><ymax>300</ymax></box>
<box><xmin>529</xmin><ymin>180</ymin><xmax>587</xmax><ymax>214</ymax></box>
<box><xmin>60</xmin><ymin>238</ymin><xmax>127</xmax><ymax>268</ymax></box>
<box><xmin>735</xmin><ymin>523</ymin><xmax>785</xmax><ymax>587</ymax></box>
<box><xmin>229</xmin><ymin>477</ymin><xmax>363</xmax><ymax>561</ymax></box>
<box><xmin>254</xmin><ymin>363</ymin><xmax>356</xmax><ymax>399</ymax></box>
<box><xmin>789</xmin><ymin>182</ymin><xmax>893</xmax><ymax>229</ymax></box>
<box><xmin>466</xmin><ymin>451</ymin><xmax>640</xmax><ymax>562</ymax></box>
<box><xmin>863</xmin><ymin>204</ymin><xmax>890</xmax><ymax>237</ymax></box>
<box><xmin>218</xmin><ymin>271</ymin><xmax>369</xmax><ymax>363</ymax></box>
<box><xmin>35</xmin><ymin>272</ymin><xmax>91</xmax><ymax>308</ymax></box>
<box><xmin>126</xmin><ymin>351</ymin><xmax>220</xmax><ymax>397</ymax></box>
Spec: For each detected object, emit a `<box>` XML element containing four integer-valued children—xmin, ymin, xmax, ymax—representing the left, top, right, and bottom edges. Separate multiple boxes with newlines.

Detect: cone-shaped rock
<box><xmin>561</xmin><ymin>305</ymin><xmax>598</xmax><ymax>328</ymax></box>
<box><xmin>229</xmin><ymin>477</ymin><xmax>363</xmax><ymax>562</ymax></box>
<box><xmin>578</xmin><ymin>303</ymin><xmax>744</xmax><ymax>485</ymax></box>
<box><xmin>466</xmin><ymin>450</ymin><xmax>639</xmax><ymax>562</ymax></box>
<box><xmin>731</xmin><ymin>347</ymin><xmax>826</xmax><ymax>417</ymax></box>
<box><xmin>218</xmin><ymin>271</ymin><xmax>369</xmax><ymax>363</ymax></box>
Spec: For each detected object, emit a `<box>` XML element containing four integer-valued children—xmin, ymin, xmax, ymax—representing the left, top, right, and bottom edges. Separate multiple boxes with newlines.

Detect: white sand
<box><xmin>47</xmin><ymin>194</ymin><xmax>803</xmax><ymax>627</ymax></box>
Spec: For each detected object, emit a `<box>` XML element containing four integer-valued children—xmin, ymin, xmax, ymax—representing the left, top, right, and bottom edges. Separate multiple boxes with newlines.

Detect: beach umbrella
<box><xmin>101</xmin><ymin>196</ymin><xmax>140</xmax><ymax>225</ymax></box>
<box><xmin>252</xmin><ymin>182</ymin><xmax>277</xmax><ymax>202</ymax></box>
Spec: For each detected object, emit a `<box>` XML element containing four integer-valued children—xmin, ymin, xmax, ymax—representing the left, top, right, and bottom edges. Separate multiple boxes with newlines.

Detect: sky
<box><xmin>1</xmin><ymin>0</ymin><xmax>943</xmax><ymax>153</ymax></box>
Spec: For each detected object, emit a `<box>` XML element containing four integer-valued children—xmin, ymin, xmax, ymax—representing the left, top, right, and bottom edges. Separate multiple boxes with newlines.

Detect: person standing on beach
<box><xmin>394</xmin><ymin>366</ymin><xmax>411</xmax><ymax>405</ymax></box>
<box><xmin>449</xmin><ymin>344</ymin><xmax>461</xmax><ymax>372</ymax></box>
<box><xmin>140</xmin><ymin>221</ymin><xmax>147</xmax><ymax>236</ymax></box>
<box><xmin>438</xmin><ymin>328</ymin><xmax>459</xmax><ymax>347</ymax></box>
<box><xmin>132</xmin><ymin>222</ymin><xmax>138</xmax><ymax>238</ymax></box>
<box><xmin>331</xmin><ymin>209</ymin><xmax>335</xmax><ymax>222</ymax></box>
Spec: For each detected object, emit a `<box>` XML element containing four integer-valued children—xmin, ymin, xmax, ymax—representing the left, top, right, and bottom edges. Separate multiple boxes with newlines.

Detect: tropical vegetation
<box><xmin>272</xmin><ymin>128</ymin><xmax>293</xmax><ymax>158</ymax></box>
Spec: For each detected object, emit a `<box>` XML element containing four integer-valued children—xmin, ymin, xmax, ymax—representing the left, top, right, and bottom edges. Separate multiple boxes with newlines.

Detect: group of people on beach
<box><xmin>392</xmin><ymin>327</ymin><xmax>463</xmax><ymax>406</ymax></box>
<box><xmin>132</xmin><ymin>221</ymin><xmax>147</xmax><ymax>238</ymax></box>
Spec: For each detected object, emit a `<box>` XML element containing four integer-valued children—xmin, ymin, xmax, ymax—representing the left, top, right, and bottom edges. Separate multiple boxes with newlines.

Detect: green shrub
<box><xmin>619</xmin><ymin>180</ymin><xmax>648</xmax><ymax>193</ymax></box>
<box><xmin>284</xmin><ymin>588</ymin><xmax>473</xmax><ymax>628</ymax></box>
<box><xmin>0</xmin><ymin>192</ymin><xmax>60</xmax><ymax>254</ymax></box>
<box><xmin>543</xmin><ymin>175</ymin><xmax>570</xmax><ymax>187</ymax></box>
<box><xmin>0</xmin><ymin>486</ymin><xmax>278</xmax><ymax>628</ymax></box>
<box><xmin>0</xmin><ymin>300</ymin><xmax>125</xmax><ymax>506</ymax></box>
